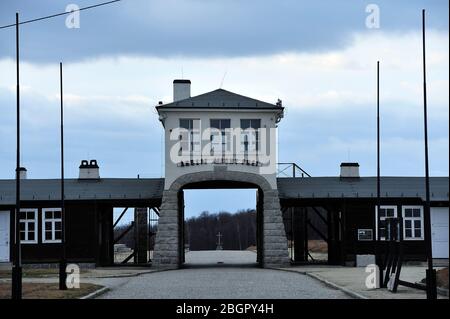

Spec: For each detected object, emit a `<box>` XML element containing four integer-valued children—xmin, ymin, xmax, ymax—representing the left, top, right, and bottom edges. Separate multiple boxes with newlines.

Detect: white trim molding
<box><xmin>19</xmin><ymin>208</ymin><xmax>38</xmax><ymax>244</ymax></box>
<box><xmin>41</xmin><ymin>208</ymin><xmax>63</xmax><ymax>244</ymax></box>
<box><xmin>375</xmin><ymin>205</ymin><xmax>398</xmax><ymax>240</ymax></box>
<box><xmin>402</xmin><ymin>205</ymin><xmax>424</xmax><ymax>241</ymax></box>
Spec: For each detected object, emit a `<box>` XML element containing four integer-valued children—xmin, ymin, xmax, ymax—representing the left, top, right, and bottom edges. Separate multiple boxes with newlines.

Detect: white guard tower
<box><xmin>152</xmin><ymin>79</ymin><xmax>290</xmax><ymax>269</ymax></box>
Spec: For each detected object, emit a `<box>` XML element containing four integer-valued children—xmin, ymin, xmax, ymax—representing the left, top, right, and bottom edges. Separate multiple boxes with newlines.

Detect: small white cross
<box><xmin>216</xmin><ymin>232</ymin><xmax>222</xmax><ymax>246</ymax></box>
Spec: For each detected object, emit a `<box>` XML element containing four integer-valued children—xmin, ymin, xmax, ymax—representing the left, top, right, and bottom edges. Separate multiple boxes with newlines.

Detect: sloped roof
<box><xmin>277</xmin><ymin>176</ymin><xmax>449</xmax><ymax>201</ymax></box>
<box><xmin>0</xmin><ymin>178</ymin><xmax>164</xmax><ymax>205</ymax></box>
<box><xmin>0</xmin><ymin>177</ymin><xmax>448</xmax><ymax>205</ymax></box>
<box><xmin>157</xmin><ymin>88</ymin><xmax>282</xmax><ymax>109</ymax></box>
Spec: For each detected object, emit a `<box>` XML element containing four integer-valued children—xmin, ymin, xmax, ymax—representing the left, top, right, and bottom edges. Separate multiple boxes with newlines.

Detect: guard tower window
<box><xmin>210</xmin><ymin>119</ymin><xmax>231</xmax><ymax>159</ymax></box>
<box><xmin>240</xmin><ymin>119</ymin><xmax>260</xmax><ymax>156</ymax></box>
<box><xmin>179</xmin><ymin>119</ymin><xmax>200</xmax><ymax>159</ymax></box>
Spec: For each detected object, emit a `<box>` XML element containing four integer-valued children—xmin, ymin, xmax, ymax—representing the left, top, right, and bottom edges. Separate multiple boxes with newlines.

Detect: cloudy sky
<box><xmin>0</xmin><ymin>0</ymin><xmax>448</xmax><ymax>218</ymax></box>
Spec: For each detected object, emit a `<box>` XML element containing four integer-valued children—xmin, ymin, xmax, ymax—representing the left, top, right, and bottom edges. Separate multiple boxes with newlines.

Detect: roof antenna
<box><xmin>220</xmin><ymin>70</ymin><xmax>227</xmax><ymax>88</ymax></box>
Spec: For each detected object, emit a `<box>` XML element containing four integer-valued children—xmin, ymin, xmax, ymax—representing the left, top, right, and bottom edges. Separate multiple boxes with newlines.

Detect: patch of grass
<box><xmin>0</xmin><ymin>268</ymin><xmax>88</xmax><ymax>279</ymax></box>
<box><xmin>0</xmin><ymin>282</ymin><xmax>103</xmax><ymax>299</ymax></box>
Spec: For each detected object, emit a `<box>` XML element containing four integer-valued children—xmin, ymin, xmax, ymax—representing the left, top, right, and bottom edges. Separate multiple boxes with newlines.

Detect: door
<box><xmin>431</xmin><ymin>207</ymin><xmax>449</xmax><ymax>258</ymax></box>
<box><xmin>0</xmin><ymin>211</ymin><xmax>10</xmax><ymax>262</ymax></box>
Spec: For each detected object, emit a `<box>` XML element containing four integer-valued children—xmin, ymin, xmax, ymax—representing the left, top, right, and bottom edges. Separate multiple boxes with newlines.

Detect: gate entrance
<box><xmin>178</xmin><ymin>186</ymin><xmax>262</xmax><ymax>267</ymax></box>
<box><xmin>152</xmin><ymin>170</ymin><xmax>290</xmax><ymax>269</ymax></box>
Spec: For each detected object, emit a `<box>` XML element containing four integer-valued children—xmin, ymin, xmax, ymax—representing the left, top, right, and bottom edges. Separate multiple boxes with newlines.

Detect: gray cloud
<box><xmin>0</xmin><ymin>0</ymin><xmax>448</xmax><ymax>63</ymax></box>
<box><xmin>278</xmin><ymin>103</ymin><xmax>449</xmax><ymax>177</ymax></box>
<box><xmin>1</xmin><ymin>85</ymin><xmax>447</xmax><ymax>180</ymax></box>
<box><xmin>0</xmin><ymin>87</ymin><xmax>164</xmax><ymax>179</ymax></box>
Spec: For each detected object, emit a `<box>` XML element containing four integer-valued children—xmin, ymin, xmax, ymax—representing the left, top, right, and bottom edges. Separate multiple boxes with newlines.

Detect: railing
<box><xmin>176</xmin><ymin>159</ymin><xmax>311</xmax><ymax>178</ymax></box>
<box><xmin>277</xmin><ymin>163</ymin><xmax>311</xmax><ymax>178</ymax></box>
<box><xmin>178</xmin><ymin>157</ymin><xmax>262</xmax><ymax>167</ymax></box>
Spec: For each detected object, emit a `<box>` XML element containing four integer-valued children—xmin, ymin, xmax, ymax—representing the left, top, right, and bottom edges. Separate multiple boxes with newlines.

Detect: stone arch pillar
<box><xmin>152</xmin><ymin>171</ymin><xmax>290</xmax><ymax>269</ymax></box>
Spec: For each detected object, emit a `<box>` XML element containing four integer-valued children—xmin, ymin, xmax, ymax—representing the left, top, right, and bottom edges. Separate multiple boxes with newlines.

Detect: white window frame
<box><xmin>375</xmin><ymin>205</ymin><xmax>398</xmax><ymax>240</ymax></box>
<box><xmin>42</xmin><ymin>208</ymin><xmax>62</xmax><ymax>244</ymax></box>
<box><xmin>179</xmin><ymin>118</ymin><xmax>201</xmax><ymax>159</ymax></box>
<box><xmin>19</xmin><ymin>208</ymin><xmax>38</xmax><ymax>244</ymax></box>
<box><xmin>402</xmin><ymin>205</ymin><xmax>424</xmax><ymax>241</ymax></box>
<box><xmin>210</xmin><ymin>119</ymin><xmax>231</xmax><ymax>160</ymax></box>
<box><xmin>240</xmin><ymin>119</ymin><xmax>261</xmax><ymax>157</ymax></box>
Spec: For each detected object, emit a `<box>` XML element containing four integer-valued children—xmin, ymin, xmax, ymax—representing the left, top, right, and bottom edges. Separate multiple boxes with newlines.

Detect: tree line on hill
<box><xmin>114</xmin><ymin>209</ymin><xmax>257</xmax><ymax>251</ymax></box>
<box><xmin>113</xmin><ymin>207</ymin><xmax>328</xmax><ymax>251</ymax></box>
<box><xmin>185</xmin><ymin>209</ymin><xmax>256</xmax><ymax>250</ymax></box>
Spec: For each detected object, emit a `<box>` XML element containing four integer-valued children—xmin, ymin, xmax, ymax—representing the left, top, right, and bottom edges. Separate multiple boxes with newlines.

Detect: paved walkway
<box><xmin>3</xmin><ymin>252</ymin><xmax>446</xmax><ymax>299</ymax></box>
<box><xmin>279</xmin><ymin>265</ymin><xmax>449</xmax><ymax>299</ymax></box>
<box><xmin>99</xmin><ymin>267</ymin><xmax>349</xmax><ymax>299</ymax></box>
<box><xmin>99</xmin><ymin>251</ymin><xmax>349</xmax><ymax>299</ymax></box>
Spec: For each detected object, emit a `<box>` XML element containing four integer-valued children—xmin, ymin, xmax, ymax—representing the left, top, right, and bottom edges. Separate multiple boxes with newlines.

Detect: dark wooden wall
<box><xmin>280</xmin><ymin>197</ymin><xmax>444</xmax><ymax>265</ymax></box>
<box><xmin>1</xmin><ymin>195</ymin><xmax>444</xmax><ymax>266</ymax></box>
<box><xmin>342</xmin><ymin>199</ymin><xmax>427</xmax><ymax>263</ymax></box>
<box><xmin>7</xmin><ymin>201</ymin><xmax>113</xmax><ymax>265</ymax></box>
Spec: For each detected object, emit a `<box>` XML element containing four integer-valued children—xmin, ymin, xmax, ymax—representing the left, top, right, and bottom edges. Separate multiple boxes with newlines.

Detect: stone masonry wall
<box><xmin>152</xmin><ymin>169</ymin><xmax>290</xmax><ymax>269</ymax></box>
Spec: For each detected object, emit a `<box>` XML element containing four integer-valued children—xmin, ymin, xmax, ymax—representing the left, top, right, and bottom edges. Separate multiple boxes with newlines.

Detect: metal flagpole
<box><xmin>376</xmin><ymin>60</ymin><xmax>384</xmax><ymax>288</ymax></box>
<box><xmin>59</xmin><ymin>62</ymin><xmax>68</xmax><ymax>290</ymax></box>
<box><xmin>12</xmin><ymin>12</ymin><xmax>22</xmax><ymax>300</ymax></box>
<box><xmin>421</xmin><ymin>9</ymin><xmax>437</xmax><ymax>300</ymax></box>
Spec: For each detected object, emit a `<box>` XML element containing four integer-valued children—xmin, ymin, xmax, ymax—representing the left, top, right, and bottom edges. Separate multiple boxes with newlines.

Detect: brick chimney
<box><xmin>173</xmin><ymin>79</ymin><xmax>191</xmax><ymax>102</ymax></box>
<box><xmin>79</xmin><ymin>160</ymin><xmax>100</xmax><ymax>180</ymax></box>
<box><xmin>340</xmin><ymin>162</ymin><xmax>360</xmax><ymax>178</ymax></box>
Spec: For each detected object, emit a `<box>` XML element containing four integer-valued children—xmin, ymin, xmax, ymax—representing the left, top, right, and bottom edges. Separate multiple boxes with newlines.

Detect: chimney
<box><xmin>79</xmin><ymin>160</ymin><xmax>100</xmax><ymax>180</ymax></box>
<box><xmin>340</xmin><ymin>162</ymin><xmax>360</xmax><ymax>178</ymax></box>
<box><xmin>173</xmin><ymin>79</ymin><xmax>191</xmax><ymax>102</ymax></box>
<box><xmin>17</xmin><ymin>167</ymin><xmax>27</xmax><ymax>179</ymax></box>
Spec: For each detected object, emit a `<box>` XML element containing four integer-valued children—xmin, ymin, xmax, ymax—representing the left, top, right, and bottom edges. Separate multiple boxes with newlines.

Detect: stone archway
<box><xmin>152</xmin><ymin>170</ymin><xmax>290</xmax><ymax>269</ymax></box>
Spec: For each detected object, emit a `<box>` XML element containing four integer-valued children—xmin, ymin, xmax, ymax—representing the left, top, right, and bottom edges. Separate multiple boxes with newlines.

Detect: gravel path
<box><xmin>99</xmin><ymin>251</ymin><xmax>350</xmax><ymax>299</ymax></box>
<box><xmin>184</xmin><ymin>250</ymin><xmax>257</xmax><ymax>266</ymax></box>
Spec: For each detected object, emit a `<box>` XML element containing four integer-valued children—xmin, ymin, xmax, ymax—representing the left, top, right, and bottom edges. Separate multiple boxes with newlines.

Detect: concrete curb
<box><xmin>83</xmin><ymin>270</ymin><xmax>159</xmax><ymax>279</ymax></box>
<box><xmin>305</xmin><ymin>272</ymin><xmax>368</xmax><ymax>299</ymax></box>
<box><xmin>80</xmin><ymin>265</ymin><xmax>179</xmax><ymax>279</ymax></box>
<box><xmin>274</xmin><ymin>268</ymin><xmax>368</xmax><ymax>299</ymax></box>
<box><xmin>79</xmin><ymin>287</ymin><xmax>110</xmax><ymax>299</ymax></box>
